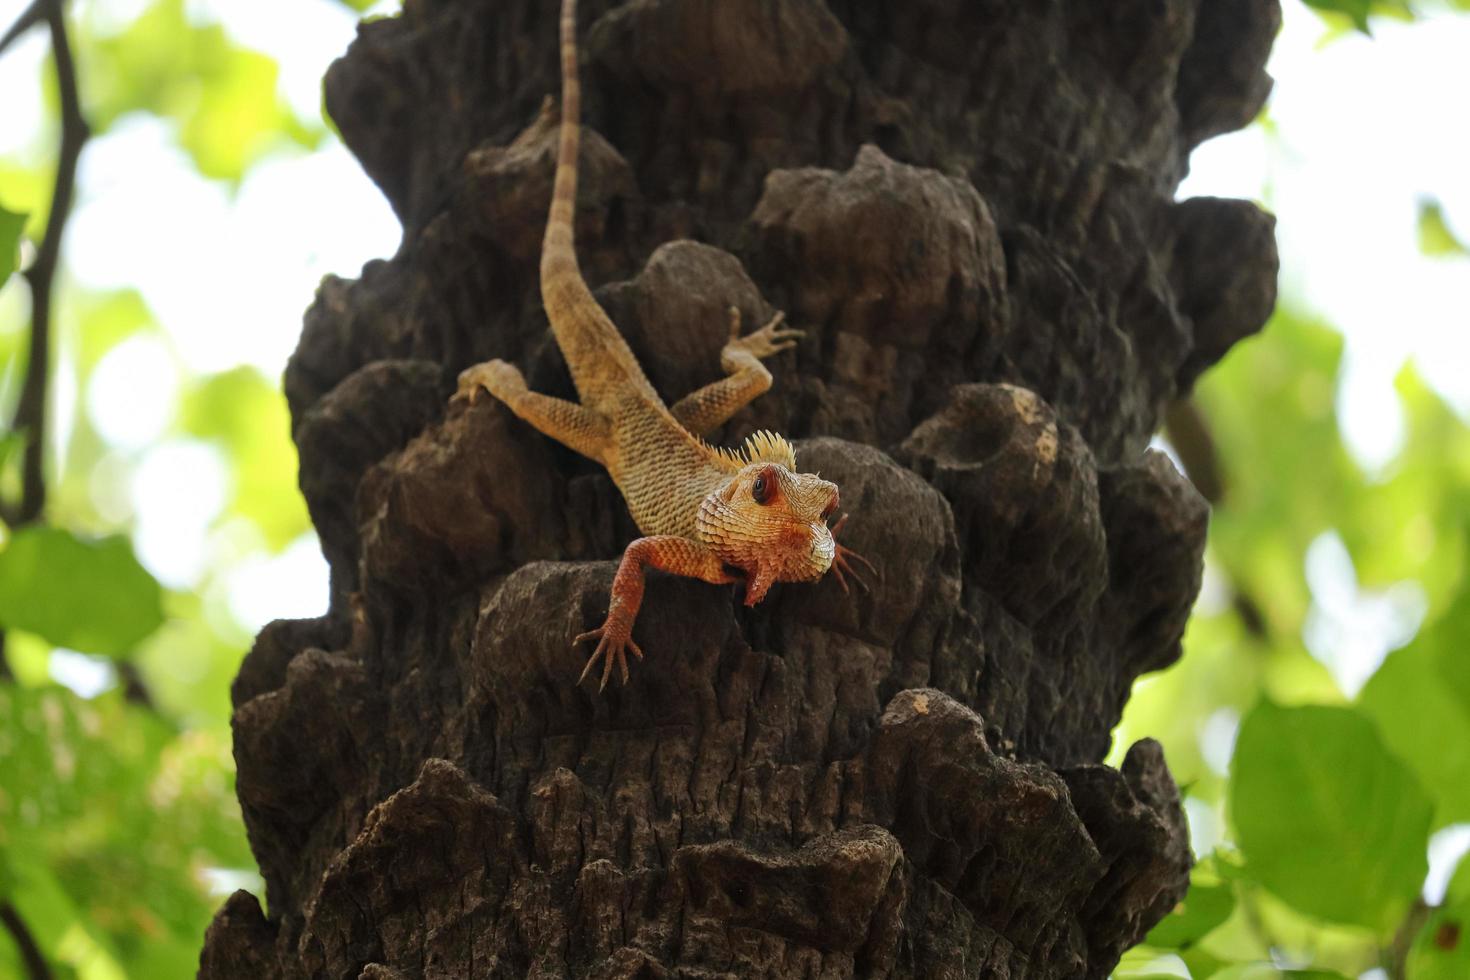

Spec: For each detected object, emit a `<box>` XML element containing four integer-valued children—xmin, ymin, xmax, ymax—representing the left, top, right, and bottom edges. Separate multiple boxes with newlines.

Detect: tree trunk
<box><xmin>199</xmin><ymin>0</ymin><xmax>1280</xmax><ymax>976</ymax></box>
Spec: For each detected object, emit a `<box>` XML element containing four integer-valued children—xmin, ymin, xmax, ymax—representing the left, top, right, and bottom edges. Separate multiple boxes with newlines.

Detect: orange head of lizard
<box><xmin>695</xmin><ymin>432</ymin><xmax>840</xmax><ymax>606</ymax></box>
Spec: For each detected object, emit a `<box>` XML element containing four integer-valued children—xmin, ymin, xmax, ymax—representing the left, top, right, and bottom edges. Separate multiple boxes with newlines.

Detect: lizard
<box><xmin>455</xmin><ymin>0</ymin><xmax>874</xmax><ymax>690</ymax></box>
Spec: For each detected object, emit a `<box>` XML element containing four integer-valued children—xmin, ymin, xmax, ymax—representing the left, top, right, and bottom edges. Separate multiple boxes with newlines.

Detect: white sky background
<box><xmin>0</xmin><ymin>1</ymin><xmax>1465</xmax><ymax>663</ymax></box>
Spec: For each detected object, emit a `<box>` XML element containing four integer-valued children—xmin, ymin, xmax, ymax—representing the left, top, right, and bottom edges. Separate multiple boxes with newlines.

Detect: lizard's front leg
<box><xmin>576</xmin><ymin>536</ymin><xmax>736</xmax><ymax>690</ymax></box>
<box><xmin>669</xmin><ymin>307</ymin><xmax>804</xmax><ymax>436</ymax></box>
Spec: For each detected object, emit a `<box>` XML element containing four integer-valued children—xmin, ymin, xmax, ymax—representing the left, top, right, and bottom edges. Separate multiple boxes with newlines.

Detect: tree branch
<box><xmin>9</xmin><ymin>0</ymin><xmax>87</xmax><ymax>528</ymax></box>
<box><xmin>0</xmin><ymin>901</ymin><xmax>52</xmax><ymax>980</ymax></box>
<box><xmin>1</xmin><ymin>0</ymin><xmax>88</xmax><ymax>681</ymax></box>
<box><xmin>0</xmin><ymin>0</ymin><xmax>45</xmax><ymax>60</ymax></box>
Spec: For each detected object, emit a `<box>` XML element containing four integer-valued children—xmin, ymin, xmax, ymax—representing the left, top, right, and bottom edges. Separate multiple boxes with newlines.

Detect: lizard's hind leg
<box><xmin>669</xmin><ymin>307</ymin><xmax>804</xmax><ymax>436</ymax></box>
<box><xmin>457</xmin><ymin>358</ymin><xmax>611</xmax><ymax>464</ymax></box>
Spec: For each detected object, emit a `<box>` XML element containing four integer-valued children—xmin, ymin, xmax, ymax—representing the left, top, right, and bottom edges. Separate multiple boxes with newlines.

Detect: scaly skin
<box><xmin>456</xmin><ymin>0</ymin><xmax>874</xmax><ymax>689</ymax></box>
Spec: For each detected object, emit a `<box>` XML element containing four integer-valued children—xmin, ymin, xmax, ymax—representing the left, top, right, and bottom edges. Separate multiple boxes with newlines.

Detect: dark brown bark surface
<box><xmin>201</xmin><ymin>0</ymin><xmax>1280</xmax><ymax>976</ymax></box>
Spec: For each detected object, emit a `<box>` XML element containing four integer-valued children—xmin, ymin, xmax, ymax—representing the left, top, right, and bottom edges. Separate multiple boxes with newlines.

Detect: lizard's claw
<box><xmin>828</xmin><ymin>513</ymin><xmax>878</xmax><ymax>595</ymax></box>
<box><xmin>574</xmin><ymin>620</ymin><xmax>644</xmax><ymax>691</ymax></box>
<box><xmin>726</xmin><ymin>306</ymin><xmax>805</xmax><ymax>360</ymax></box>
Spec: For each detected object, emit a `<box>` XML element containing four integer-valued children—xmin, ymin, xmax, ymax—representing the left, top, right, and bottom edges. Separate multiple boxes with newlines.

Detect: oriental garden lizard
<box><xmin>456</xmin><ymin>0</ymin><xmax>873</xmax><ymax>689</ymax></box>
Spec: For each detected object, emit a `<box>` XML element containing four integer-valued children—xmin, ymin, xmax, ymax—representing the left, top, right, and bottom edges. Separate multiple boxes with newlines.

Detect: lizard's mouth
<box><xmin>807</xmin><ymin>523</ymin><xmax>836</xmax><ymax>577</ymax></box>
<box><xmin>765</xmin><ymin>523</ymin><xmax>836</xmax><ymax>584</ymax></box>
<box><xmin>726</xmin><ymin>522</ymin><xmax>835</xmax><ymax>606</ymax></box>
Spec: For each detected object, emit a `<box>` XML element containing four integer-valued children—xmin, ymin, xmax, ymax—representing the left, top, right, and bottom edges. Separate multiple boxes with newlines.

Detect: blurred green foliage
<box><xmin>65</xmin><ymin>0</ymin><xmax>324</xmax><ymax>181</ymax></box>
<box><xmin>0</xmin><ymin>528</ymin><xmax>164</xmax><ymax>657</ymax></box>
<box><xmin>180</xmin><ymin>368</ymin><xmax>311</xmax><ymax>551</ymax></box>
<box><xmin>1232</xmin><ymin>702</ymin><xmax>1431</xmax><ymax>932</ymax></box>
<box><xmin>1</xmin><ymin>0</ymin><xmax>1467</xmax><ymax>978</ymax></box>
<box><xmin>1097</xmin><ymin>8</ymin><xmax>1470</xmax><ymax>978</ymax></box>
<box><xmin>1116</xmin><ymin>295</ymin><xmax>1470</xmax><ymax>976</ymax></box>
<box><xmin>1302</xmin><ymin>0</ymin><xmax>1470</xmax><ymax>33</ymax></box>
<box><xmin>0</xmin><ymin>685</ymin><xmax>252</xmax><ymax>979</ymax></box>
<box><xmin>1</xmin><ymin>0</ymin><xmax>330</xmax><ymax>974</ymax></box>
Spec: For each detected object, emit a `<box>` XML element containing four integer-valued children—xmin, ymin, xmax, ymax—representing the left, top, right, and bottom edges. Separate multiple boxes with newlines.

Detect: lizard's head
<box><xmin>695</xmin><ymin>431</ymin><xmax>839</xmax><ymax>606</ymax></box>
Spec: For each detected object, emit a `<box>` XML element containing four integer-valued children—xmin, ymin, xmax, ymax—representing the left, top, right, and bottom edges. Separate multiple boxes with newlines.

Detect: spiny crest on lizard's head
<box><xmin>710</xmin><ymin>429</ymin><xmax>797</xmax><ymax>470</ymax></box>
<box><xmin>696</xmin><ymin>431</ymin><xmax>840</xmax><ymax>606</ymax></box>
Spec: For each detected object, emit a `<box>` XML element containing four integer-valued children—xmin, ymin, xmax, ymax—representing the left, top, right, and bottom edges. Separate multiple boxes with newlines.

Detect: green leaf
<box><xmin>1436</xmin><ymin>600</ymin><xmax>1470</xmax><ymax>723</ymax></box>
<box><xmin>1145</xmin><ymin>879</ymin><xmax>1236</xmax><ymax>950</ymax></box>
<box><xmin>1418</xmin><ymin>199</ymin><xmax>1469</xmax><ymax>258</ymax></box>
<box><xmin>333</xmin><ymin>0</ymin><xmax>382</xmax><ymax>11</ymax></box>
<box><xmin>0</xmin><ymin>526</ymin><xmax>165</xmax><ymax>657</ymax></box>
<box><xmin>1407</xmin><ymin>901</ymin><xmax>1470</xmax><ymax>979</ymax></box>
<box><xmin>1359</xmin><ymin>599</ymin><xmax>1470</xmax><ymax>828</ymax></box>
<box><xmin>1300</xmin><ymin>0</ymin><xmax>1415</xmax><ymax>33</ymax></box>
<box><xmin>1112</xmin><ymin>946</ymin><xmax>1186</xmax><ymax>978</ymax></box>
<box><xmin>1231</xmin><ymin>701</ymin><xmax>1433</xmax><ymax>932</ymax></box>
<box><xmin>0</xmin><ymin>203</ymin><xmax>26</xmax><ymax>284</ymax></box>
<box><xmin>1302</xmin><ymin>0</ymin><xmax>1373</xmax><ymax>32</ymax></box>
<box><xmin>1449</xmin><ymin>851</ymin><xmax>1470</xmax><ymax>906</ymax></box>
<box><xmin>1178</xmin><ymin>946</ymin><xmax>1227</xmax><ymax>979</ymax></box>
<box><xmin>178</xmin><ymin>45</ymin><xmax>318</xmax><ymax>181</ymax></box>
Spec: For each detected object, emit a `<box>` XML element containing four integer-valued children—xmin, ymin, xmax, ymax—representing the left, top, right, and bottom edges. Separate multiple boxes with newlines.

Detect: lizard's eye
<box><xmin>752</xmin><ymin>473</ymin><xmax>772</xmax><ymax>505</ymax></box>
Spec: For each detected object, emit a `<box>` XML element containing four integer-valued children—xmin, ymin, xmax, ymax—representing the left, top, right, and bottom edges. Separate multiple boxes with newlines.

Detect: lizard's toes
<box><xmin>599</xmin><ymin>647</ymin><xmax>616</xmax><ymax>691</ymax></box>
<box><xmin>578</xmin><ymin>648</ymin><xmax>601</xmax><ymax>685</ymax></box>
<box><xmin>453</xmin><ymin>370</ymin><xmax>484</xmax><ymax>404</ymax></box>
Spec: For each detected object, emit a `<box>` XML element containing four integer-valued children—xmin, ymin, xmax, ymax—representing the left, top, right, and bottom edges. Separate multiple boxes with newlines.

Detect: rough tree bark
<box><xmin>199</xmin><ymin>0</ymin><xmax>1280</xmax><ymax>976</ymax></box>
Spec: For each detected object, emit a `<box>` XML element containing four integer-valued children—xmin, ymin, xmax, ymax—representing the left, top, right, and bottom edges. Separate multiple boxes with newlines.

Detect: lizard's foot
<box><xmin>723</xmin><ymin>306</ymin><xmax>804</xmax><ymax>361</ymax></box>
<box><xmin>828</xmin><ymin>513</ymin><xmax>878</xmax><ymax>595</ymax></box>
<box><xmin>574</xmin><ymin>618</ymin><xmax>644</xmax><ymax>691</ymax></box>
<box><xmin>455</xmin><ymin>358</ymin><xmax>527</xmax><ymax>404</ymax></box>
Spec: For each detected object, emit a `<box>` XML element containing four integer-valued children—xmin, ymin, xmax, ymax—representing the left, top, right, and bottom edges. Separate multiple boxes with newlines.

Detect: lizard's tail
<box><xmin>541</xmin><ymin>0</ymin><xmax>581</xmax><ymax>284</ymax></box>
<box><xmin>537</xmin><ymin>0</ymin><xmax>660</xmax><ymax>410</ymax></box>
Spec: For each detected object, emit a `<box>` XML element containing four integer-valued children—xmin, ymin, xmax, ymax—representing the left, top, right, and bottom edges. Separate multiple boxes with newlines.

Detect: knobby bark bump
<box><xmin>201</xmin><ymin>1</ymin><xmax>1280</xmax><ymax>976</ymax></box>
